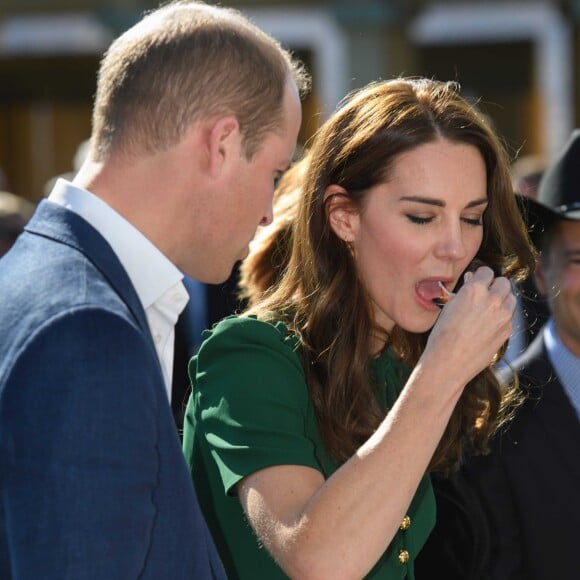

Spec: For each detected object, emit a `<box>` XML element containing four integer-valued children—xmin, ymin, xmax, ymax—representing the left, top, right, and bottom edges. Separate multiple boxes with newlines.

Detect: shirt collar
<box><xmin>544</xmin><ymin>318</ymin><xmax>580</xmax><ymax>403</ymax></box>
<box><xmin>47</xmin><ymin>178</ymin><xmax>186</xmax><ymax>310</ymax></box>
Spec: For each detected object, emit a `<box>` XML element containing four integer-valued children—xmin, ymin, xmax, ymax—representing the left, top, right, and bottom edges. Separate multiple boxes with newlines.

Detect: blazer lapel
<box><xmin>25</xmin><ymin>200</ymin><xmax>151</xmax><ymax>339</ymax></box>
<box><xmin>535</xmin><ymin>363</ymin><xmax>580</xmax><ymax>486</ymax></box>
<box><xmin>521</xmin><ymin>335</ymin><xmax>580</xmax><ymax>485</ymax></box>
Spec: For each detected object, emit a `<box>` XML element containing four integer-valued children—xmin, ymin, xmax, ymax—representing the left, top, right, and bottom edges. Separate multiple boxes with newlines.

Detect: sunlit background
<box><xmin>0</xmin><ymin>0</ymin><xmax>578</xmax><ymax>203</ymax></box>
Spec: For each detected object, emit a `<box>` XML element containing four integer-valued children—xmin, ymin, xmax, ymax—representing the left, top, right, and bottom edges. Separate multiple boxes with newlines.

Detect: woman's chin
<box><xmin>396</xmin><ymin>312</ymin><xmax>440</xmax><ymax>335</ymax></box>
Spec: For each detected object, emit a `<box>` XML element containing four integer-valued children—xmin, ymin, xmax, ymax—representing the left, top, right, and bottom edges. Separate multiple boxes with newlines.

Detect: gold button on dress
<box><xmin>399</xmin><ymin>515</ymin><xmax>411</xmax><ymax>531</ymax></box>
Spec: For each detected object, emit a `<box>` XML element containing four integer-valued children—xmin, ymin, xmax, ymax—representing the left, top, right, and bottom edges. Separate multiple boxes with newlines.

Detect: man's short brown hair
<box><xmin>91</xmin><ymin>0</ymin><xmax>309</xmax><ymax>161</ymax></box>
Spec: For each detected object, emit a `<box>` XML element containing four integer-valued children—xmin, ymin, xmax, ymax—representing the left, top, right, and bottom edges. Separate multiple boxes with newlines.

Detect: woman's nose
<box><xmin>434</xmin><ymin>224</ymin><xmax>468</xmax><ymax>260</ymax></box>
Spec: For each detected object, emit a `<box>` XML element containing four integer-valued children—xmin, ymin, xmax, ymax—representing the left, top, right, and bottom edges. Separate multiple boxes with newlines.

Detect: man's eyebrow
<box><xmin>399</xmin><ymin>196</ymin><xmax>488</xmax><ymax>208</ymax></box>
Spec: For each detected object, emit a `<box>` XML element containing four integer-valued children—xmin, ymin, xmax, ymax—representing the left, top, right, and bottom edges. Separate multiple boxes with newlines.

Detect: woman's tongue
<box><xmin>416</xmin><ymin>280</ymin><xmax>444</xmax><ymax>301</ymax></box>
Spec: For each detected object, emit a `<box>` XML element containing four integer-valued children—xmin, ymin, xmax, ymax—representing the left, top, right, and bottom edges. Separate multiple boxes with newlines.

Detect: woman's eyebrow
<box><xmin>398</xmin><ymin>195</ymin><xmax>488</xmax><ymax>208</ymax></box>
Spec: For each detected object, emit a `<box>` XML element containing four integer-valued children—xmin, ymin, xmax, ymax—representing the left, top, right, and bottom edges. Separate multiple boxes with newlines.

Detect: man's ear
<box><xmin>323</xmin><ymin>184</ymin><xmax>359</xmax><ymax>242</ymax></box>
<box><xmin>206</xmin><ymin>116</ymin><xmax>242</xmax><ymax>178</ymax></box>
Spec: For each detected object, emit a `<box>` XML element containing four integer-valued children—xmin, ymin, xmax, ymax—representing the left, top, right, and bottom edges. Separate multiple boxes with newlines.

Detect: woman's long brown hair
<box><xmin>247</xmin><ymin>78</ymin><xmax>536</xmax><ymax>475</ymax></box>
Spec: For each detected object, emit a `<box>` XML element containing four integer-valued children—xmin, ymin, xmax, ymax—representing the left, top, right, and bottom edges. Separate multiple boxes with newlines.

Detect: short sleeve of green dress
<box><xmin>182</xmin><ymin>315</ymin><xmax>435</xmax><ymax>580</ymax></box>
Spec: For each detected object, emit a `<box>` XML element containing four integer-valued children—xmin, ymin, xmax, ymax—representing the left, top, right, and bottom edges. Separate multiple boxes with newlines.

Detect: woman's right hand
<box><xmin>422</xmin><ymin>266</ymin><xmax>516</xmax><ymax>387</ymax></box>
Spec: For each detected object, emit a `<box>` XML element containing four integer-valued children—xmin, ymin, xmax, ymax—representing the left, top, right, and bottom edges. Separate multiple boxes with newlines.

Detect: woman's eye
<box><xmin>406</xmin><ymin>214</ymin><xmax>484</xmax><ymax>226</ymax></box>
<box><xmin>406</xmin><ymin>214</ymin><xmax>433</xmax><ymax>225</ymax></box>
<box><xmin>462</xmin><ymin>216</ymin><xmax>483</xmax><ymax>226</ymax></box>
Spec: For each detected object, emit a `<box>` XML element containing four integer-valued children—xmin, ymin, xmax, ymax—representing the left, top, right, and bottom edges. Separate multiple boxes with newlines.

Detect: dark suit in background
<box><xmin>464</xmin><ymin>331</ymin><xmax>580</xmax><ymax>580</ymax></box>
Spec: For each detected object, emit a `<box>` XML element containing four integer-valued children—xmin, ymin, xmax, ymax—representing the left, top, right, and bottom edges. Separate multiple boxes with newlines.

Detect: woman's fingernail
<box><xmin>464</xmin><ymin>272</ymin><xmax>474</xmax><ymax>283</ymax></box>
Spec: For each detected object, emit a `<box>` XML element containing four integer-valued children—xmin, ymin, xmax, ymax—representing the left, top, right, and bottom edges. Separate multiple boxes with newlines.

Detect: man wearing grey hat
<box><xmin>463</xmin><ymin>129</ymin><xmax>580</xmax><ymax>580</ymax></box>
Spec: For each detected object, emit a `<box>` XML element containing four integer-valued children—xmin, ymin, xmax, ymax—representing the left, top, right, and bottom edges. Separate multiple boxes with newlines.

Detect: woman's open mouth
<box><xmin>415</xmin><ymin>279</ymin><xmax>455</xmax><ymax>310</ymax></box>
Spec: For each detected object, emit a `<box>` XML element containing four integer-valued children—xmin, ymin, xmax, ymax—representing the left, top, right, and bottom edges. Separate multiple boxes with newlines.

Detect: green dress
<box><xmin>182</xmin><ymin>315</ymin><xmax>435</xmax><ymax>579</ymax></box>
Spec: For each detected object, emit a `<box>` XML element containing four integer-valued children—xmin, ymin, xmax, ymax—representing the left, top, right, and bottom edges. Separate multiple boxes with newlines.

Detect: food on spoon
<box><xmin>433</xmin><ymin>281</ymin><xmax>454</xmax><ymax>309</ymax></box>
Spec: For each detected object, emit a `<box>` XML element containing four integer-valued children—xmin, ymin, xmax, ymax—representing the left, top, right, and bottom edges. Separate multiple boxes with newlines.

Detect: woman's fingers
<box><xmin>426</xmin><ymin>267</ymin><xmax>517</xmax><ymax>384</ymax></box>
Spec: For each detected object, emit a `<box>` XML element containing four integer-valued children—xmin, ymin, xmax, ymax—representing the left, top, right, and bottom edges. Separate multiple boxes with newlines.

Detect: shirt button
<box><xmin>398</xmin><ymin>549</ymin><xmax>410</xmax><ymax>565</ymax></box>
<box><xmin>153</xmin><ymin>333</ymin><xmax>162</xmax><ymax>344</ymax></box>
<box><xmin>399</xmin><ymin>515</ymin><xmax>411</xmax><ymax>531</ymax></box>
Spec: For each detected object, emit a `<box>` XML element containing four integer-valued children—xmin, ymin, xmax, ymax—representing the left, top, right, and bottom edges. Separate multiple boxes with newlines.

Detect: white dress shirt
<box><xmin>544</xmin><ymin>319</ymin><xmax>580</xmax><ymax>419</ymax></box>
<box><xmin>48</xmin><ymin>178</ymin><xmax>189</xmax><ymax>401</ymax></box>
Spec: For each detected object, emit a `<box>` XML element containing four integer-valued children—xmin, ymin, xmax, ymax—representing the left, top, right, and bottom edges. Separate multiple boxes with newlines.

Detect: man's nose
<box><xmin>260</xmin><ymin>202</ymin><xmax>274</xmax><ymax>227</ymax></box>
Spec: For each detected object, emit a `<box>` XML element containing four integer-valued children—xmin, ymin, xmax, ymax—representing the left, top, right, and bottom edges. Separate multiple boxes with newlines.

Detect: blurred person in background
<box><xmin>43</xmin><ymin>139</ymin><xmax>90</xmax><ymax>198</ymax></box>
<box><xmin>0</xmin><ymin>1</ymin><xmax>308</xmax><ymax>578</ymax></box>
<box><xmin>500</xmin><ymin>154</ymin><xmax>550</xmax><ymax>366</ymax></box>
<box><xmin>464</xmin><ymin>129</ymin><xmax>580</xmax><ymax>580</ymax></box>
<box><xmin>510</xmin><ymin>153</ymin><xmax>545</xmax><ymax>201</ymax></box>
<box><xmin>0</xmin><ymin>190</ymin><xmax>35</xmax><ymax>257</ymax></box>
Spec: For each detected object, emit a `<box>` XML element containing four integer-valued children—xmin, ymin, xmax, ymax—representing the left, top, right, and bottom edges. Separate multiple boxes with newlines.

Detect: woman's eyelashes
<box><xmin>462</xmin><ymin>215</ymin><xmax>484</xmax><ymax>226</ymax></box>
<box><xmin>405</xmin><ymin>214</ymin><xmax>484</xmax><ymax>226</ymax></box>
<box><xmin>406</xmin><ymin>214</ymin><xmax>432</xmax><ymax>225</ymax></box>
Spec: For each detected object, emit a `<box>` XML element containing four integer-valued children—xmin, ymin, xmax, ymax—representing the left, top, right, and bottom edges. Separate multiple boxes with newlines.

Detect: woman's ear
<box><xmin>323</xmin><ymin>184</ymin><xmax>359</xmax><ymax>242</ymax></box>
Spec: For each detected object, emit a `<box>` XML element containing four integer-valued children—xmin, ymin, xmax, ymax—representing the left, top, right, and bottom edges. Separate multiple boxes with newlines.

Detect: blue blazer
<box><xmin>0</xmin><ymin>201</ymin><xmax>225</xmax><ymax>579</ymax></box>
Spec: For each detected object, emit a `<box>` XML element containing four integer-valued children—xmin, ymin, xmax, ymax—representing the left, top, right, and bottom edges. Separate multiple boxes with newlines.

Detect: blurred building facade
<box><xmin>0</xmin><ymin>0</ymin><xmax>578</xmax><ymax>202</ymax></box>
